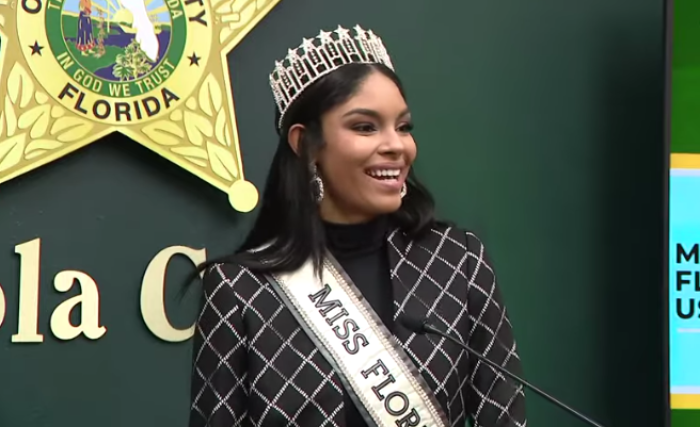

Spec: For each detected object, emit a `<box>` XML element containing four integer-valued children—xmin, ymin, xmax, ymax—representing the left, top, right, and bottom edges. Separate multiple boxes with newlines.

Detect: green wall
<box><xmin>0</xmin><ymin>0</ymin><xmax>666</xmax><ymax>426</ymax></box>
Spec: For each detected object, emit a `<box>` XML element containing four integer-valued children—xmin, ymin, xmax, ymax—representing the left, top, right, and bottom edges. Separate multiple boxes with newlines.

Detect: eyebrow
<box><xmin>342</xmin><ymin>108</ymin><xmax>411</xmax><ymax>120</ymax></box>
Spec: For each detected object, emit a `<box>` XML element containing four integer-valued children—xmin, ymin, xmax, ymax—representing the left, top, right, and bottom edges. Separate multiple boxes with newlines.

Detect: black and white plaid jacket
<box><xmin>189</xmin><ymin>224</ymin><xmax>527</xmax><ymax>427</ymax></box>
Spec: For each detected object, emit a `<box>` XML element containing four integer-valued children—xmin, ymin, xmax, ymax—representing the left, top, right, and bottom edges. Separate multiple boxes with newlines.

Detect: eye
<box><xmin>352</xmin><ymin>123</ymin><xmax>377</xmax><ymax>133</ymax></box>
<box><xmin>398</xmin><ymin>122</ymin><xmax>414</xmax><ymax>133</ymax></box>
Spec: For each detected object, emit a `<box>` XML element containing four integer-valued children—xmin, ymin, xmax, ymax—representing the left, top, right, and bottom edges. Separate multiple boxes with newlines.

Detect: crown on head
<box><xmin>269</xmin><ymin>25</ymin><xmax>395</xmax><ymax>129</ymax></box>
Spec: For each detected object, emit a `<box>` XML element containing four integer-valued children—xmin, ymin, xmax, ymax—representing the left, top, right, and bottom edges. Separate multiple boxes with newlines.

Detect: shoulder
<box><xmin>405</xmin><ymin>221</ymin><xmax>485</xmax><ymax>254</ymax></box>
<box><xmin>201</xmin><ymin>261</ymin><xmax>270</xmax><ymax>305</ymax></box>
<box><xmin>401</xmin><ymin>222</ymin><xmax>491</xmax><ymax>274</ymax></box>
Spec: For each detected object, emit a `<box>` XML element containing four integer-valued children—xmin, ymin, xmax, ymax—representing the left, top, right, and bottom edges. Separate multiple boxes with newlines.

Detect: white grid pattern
<box><xmin>189</xmin><ymin>225</ymin><xmax>527</xmax><ymax>427</ymax></box>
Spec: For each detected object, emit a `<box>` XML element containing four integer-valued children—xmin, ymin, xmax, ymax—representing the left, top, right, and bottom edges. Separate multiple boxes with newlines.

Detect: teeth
<box><xmin>367</xmin><ymin>169</ymin><xmax>401</xmax><ymax>179</ymax></box>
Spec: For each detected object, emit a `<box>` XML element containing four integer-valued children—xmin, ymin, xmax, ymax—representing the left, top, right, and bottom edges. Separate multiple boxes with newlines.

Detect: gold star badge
<box><xmin>0</xmin><ymin>0</ymin><xmax>282</xmax><ymax>212</ymax></box>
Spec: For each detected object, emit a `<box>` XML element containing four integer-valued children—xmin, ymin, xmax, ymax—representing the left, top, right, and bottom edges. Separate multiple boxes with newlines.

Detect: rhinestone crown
<box><xmin>269</xmin><ymin>25</ymin><xmax>395</xmax><ymax>129</ymax></box>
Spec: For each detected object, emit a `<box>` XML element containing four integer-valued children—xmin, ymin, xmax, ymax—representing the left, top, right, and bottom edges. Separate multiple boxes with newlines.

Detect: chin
<box><xmin>370</xmin><ymin>197</ymin><xmax>403</xmax><ymax>215</ymax></box>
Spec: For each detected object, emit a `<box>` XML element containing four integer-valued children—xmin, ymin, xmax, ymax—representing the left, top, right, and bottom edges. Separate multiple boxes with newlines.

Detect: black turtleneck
<box><xmin>323</xmin><ymin>216</ymin><xmax>394</xmax><ymax>427</ymax></box>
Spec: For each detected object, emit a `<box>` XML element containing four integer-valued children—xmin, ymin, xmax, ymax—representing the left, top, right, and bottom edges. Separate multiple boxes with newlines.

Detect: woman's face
<box><xmin>315</xmin><ymin>70</ymin><xmax>416</xmax><ymax>224</ymax></box>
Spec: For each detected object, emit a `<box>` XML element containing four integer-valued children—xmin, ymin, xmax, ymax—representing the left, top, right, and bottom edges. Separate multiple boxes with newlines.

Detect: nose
<box><xmin>378</xmin><ymin>128</ymin><xmax>405</xmax><ymax>156</ymax></box>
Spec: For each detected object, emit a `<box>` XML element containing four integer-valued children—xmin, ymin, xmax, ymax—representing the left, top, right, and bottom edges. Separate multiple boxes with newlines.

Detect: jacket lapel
<box><xmin>385</xmin><ymin>228</ymin><xmax>434</xmax><ymax>342</ymax></box>
<box><xmin>386</xmin><ymin>227</ymin><xmax>457</xmax><ymax>407</ymax></box>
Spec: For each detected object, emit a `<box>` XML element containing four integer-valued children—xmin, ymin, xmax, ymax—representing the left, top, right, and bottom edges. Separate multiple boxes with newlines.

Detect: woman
<box><xmin>76</xmin><ymin>0</ymin><xmax>96</xmax><ymax>55</ymax></box>
<box><xmin>189</xmin><ymin>24</ymin><xmax>527</xmax><ymax>427</ymax></box>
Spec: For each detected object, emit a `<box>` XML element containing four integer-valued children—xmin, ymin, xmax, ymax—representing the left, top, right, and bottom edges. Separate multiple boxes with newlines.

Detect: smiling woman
<box><xmin>188</xmin><ymin>25</ymin><xmax>527</xmax><ymax>427</ymax></box>
<box><xmin>289</xmin><ymin>70</ymin><xmax>417</xmax><ymax>226</ymax></box>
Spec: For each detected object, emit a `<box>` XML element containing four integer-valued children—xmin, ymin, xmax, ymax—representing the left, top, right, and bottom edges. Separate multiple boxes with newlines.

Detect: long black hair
<box><xmin>199</xmin><ymin>63</ymin><xmax>438</xmax><ymax>275</ymax></box>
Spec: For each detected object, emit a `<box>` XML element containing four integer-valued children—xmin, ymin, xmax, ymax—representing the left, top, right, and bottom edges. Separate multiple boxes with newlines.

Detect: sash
<box><xmin>266</xmin><ymin>253</ymin><xmax>449</xmax><ymax>427</ymax></box>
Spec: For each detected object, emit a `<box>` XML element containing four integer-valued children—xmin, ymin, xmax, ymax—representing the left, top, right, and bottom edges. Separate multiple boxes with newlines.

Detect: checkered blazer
<box><xmin>189</xmin><ymin>224</ymin><xmax>527</xmax><ymax>427</ymax></box>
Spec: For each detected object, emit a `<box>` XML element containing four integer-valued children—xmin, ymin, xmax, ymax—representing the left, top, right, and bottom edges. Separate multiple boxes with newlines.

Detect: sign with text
<box><xmin>2</xmin><ymin>238</ymin><xmax>204</xmax><ymax>343</ymax></box>
<box><xmin>669</xmin><ymin>0</ymin><xmax>700</xmax><ymax>425</ymax></box>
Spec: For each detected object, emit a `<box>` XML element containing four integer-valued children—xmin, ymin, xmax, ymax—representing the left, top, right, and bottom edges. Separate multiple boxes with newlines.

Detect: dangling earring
<box><xmin>311</xmin><ymin>164</ymin><xmax>324</xmax><ymax>203</ymax></box>
<box><xmin>400</xmin><ymin>182</ymin><xmax>407</xmax><ymax>198</ymax></box>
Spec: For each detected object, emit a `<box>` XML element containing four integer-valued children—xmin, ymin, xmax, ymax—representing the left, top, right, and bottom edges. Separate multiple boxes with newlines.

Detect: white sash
<box><xmin>267</xmin><ymin>254</ymin><xmax>448</xmax><ymax>427</ymax></box>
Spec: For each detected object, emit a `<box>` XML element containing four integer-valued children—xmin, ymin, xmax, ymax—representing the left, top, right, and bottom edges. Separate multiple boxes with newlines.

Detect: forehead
<box><xmin>339</xmin><ymin>71</ymin><xmax>407</xmax><ymax>113</ymax></box>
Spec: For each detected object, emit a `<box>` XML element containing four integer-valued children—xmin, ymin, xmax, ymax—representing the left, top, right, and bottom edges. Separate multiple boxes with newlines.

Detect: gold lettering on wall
<box><xmin>3</xmin><ymin>237</ymin><xmax>205</xmax><ymax>344</ymax></box>
<box><xmin>140</xmin><ymin>245</ymin><xmax>206</xmax><ymax>343</ymax></box>
<box><xmin>12</xmin><ymin>238</ymin><xmax>43</xmax><ymax>343</ymax></box>
<box><xmin>50</xmin><ymin>271</ymin><xmax>107</xmax><ymax>340</ymax></box>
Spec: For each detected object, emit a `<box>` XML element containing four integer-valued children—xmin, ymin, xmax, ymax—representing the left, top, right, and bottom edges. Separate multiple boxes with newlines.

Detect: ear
<box><xmin>287</xmin><ymin>124</ymin><xmax>305</xmax><ymax>156</ymax></box>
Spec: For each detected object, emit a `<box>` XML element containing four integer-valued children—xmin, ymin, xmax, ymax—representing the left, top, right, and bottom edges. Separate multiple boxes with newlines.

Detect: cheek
<box><xmin>319</xmin><ymin>140</ymin><xmax>369</xmax><ymax>186</ymax></box>
<box><xmin>405</xmin><ymin>137</ymin><xmax>418</xmax><ymax>163</ymax></box>
<box><xmin>323</xmin><ymin>134</ymin><xmax>372</xmax><ymax>169</ymax></box>
<box><xmin>323</xmin><ymin>159</ymin><xmax>369</xmax><ymax>202</ymax></box>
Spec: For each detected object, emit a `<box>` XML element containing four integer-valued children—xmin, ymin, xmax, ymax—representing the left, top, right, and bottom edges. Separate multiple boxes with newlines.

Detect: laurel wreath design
<box><xmin>213</xmin><ymin>0</ymin><xmax>273</xmax><ymax>45</ymax></box>
<box><xmin>0</xmin><ymin>63</ymin><xmax>94</xmax><ymax>172</ymax></box>
<box><xmin>0</xmin><ymin>1</ymin><xmax>8</xmax><ymax>28</ymax></box>
<box><xmin>141</xmin><ymin>73</ymin><xmax>239</xmax><ymax>183</ymax></box>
